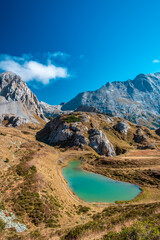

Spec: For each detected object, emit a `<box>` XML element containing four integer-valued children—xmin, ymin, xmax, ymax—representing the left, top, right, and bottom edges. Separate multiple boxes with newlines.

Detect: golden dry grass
<box><xmin>0</xmin><ymin>113</ymin><xmax>160</xmax><ymax>239</ymax></box>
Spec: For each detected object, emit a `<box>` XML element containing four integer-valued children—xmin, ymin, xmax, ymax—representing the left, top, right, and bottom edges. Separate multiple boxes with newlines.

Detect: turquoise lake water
<box><xmin>62</xmin><ymin>161</ymin><xmax>141</xmax><ymax>203</ymax></box>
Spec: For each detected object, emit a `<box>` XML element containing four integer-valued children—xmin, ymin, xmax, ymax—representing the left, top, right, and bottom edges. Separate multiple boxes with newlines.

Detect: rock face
<box><xmin>0</xmin><ymin>114</ymin><xmax>29</xmax><ymax>127</ymax></box>
<box><xmin>36</xmin><ymin>113</ymin><xmax>116</xmax><ymax>156</ymax></box>
<box><xmin>113</xmin><ymin>121</ymin><xmax>130</xmax><ymax>134</ymax></box>
<box><xmin>62</xmin><ymin>73</ymin><xmax>160</xmax><ymax>128</ymax></box>
<box><xmin>36</xmin><ymin>112</ymin><xmax>160</xmax><ymax>156</ymax></box>
<box><xmin>0</xmin><ymin>72</ymin><xmax>45</xmax><ymax>124</ymax></box>
<box><xmin>88</xmin><ymin>129</ymin><xmax>115</xmax><ymax>156</ymax></box>
<box><xmin>36</xmin><ymin>116</ymin><xmax>89</xmax><ymax>148</ymax></box>
<box><xmin>133</xmin><ymin>132</ymin><xmax>147</xmax><ymax>143</ymax></box>
<box><xmin>40</xmin><ymin>101</ymin><xmax>72</xmax><ymax>118</ymax></box>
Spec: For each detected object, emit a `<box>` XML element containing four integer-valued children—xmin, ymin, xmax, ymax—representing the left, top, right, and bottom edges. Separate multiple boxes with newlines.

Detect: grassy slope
<box><xmin>0</xmin><ymin>113</ymin><xmax>160</xmax><ymax>239</ymax></box>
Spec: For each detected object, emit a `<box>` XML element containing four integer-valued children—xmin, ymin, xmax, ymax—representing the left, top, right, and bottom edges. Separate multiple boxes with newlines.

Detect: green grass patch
<box><xmin>64</xmin><ymin>114</ymin><xmax>81</xmax><ymax>123</ymax></box>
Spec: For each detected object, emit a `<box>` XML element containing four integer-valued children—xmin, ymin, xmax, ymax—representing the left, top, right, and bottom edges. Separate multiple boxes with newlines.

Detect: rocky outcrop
<box><xmin>0</xmin><ymin>114</ymin><xmax>28</xmax><ymax>127</ymax></box>
<box><xmin>133</xmin><ymin>133</ymin><xmax>147</xmax><ymax>143</ymax></box>
<box><xmin>0</xmin><ymin>71</ymin><xmax>45</xmax><ymax>124</ymax></box>
<box><xmin>88</xmin><ymin>129</ymin><xmax>115</xmax><ymax>156</ymax></box>
<box><xmin>36</xmin><ymin>112</ymin><xmax>158</xmax><ymax>156</ymax></box>
<box><xmin>113</xmin><ymin>121</ymin><xmax>130</xmax><ymax>134</ymax></box>
<box><xmin>136</xmin><ymin>128</ymin><xmax>143</xmax><ymax>135</ymax></box>
<box><xmin>62</xmin><ymin>72</ymin><xmax>160</xmax><ymax>129</ymax></box>
<box><xmin>36</xmin><ymin>116</ymin><xmax>88</xmax><ymax>148</ymax></box>
<box><xmin>36</xmin><ymin>113</ymin><xmax>116</xmax><ymax>156</ymax></box>
<box><xmin>0</xmin><ymin>210</ymin><xmax>27</xmax><ymax>232</ymax></box>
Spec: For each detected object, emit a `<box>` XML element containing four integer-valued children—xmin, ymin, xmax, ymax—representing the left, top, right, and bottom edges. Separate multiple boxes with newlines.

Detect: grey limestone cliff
<box><xmin>62</xmin><ymin>73</ymin><xmax>160</xmax><ymax>128</ymax></box>
<box><xmin>0</xmin><ymin>71</ymin><xmax>45</xmax><ymax>125</ymax></box>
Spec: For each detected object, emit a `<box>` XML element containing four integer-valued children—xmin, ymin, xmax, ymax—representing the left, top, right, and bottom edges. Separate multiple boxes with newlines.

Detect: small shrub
<box><xmin>0</xmin><ymin>218</ymin><xmax>5</xmax><ymax>232</ymax></box>
<box><xmin>4</xmin><ymin>158</ymin><xmax>9</xmax><ymax>163</ymax></box>
<box><xmin>0</xmin><ymin>132</ymin><xmax>6</xmax><ymax>136</ymax></box>
<box><xmin>76</xmin><ymin>205</ymin><xmax>90</xmax><ymax>215</ymax></box>
<box><xmin>46</xmin><ymin>116</ymin><xmax>53</xmax><ymax>121</ymax></box>
<box><xmin>64</xmin><ymin>114</ymin><xmax>81</xmax><ymax>123</ymax></box>
<box><xmin>0</xmin><ymin>200</ymin><xmax>5</xmax><ymax>210</ymax></box>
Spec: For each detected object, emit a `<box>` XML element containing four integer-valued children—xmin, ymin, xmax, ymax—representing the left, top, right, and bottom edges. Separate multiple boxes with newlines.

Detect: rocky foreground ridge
<box><xmin>0</xmin><ymin>72</ymin><xmax>45</xmax><ymax>126</ymax></box>
<box><xmin>36</xmin><ymin>112</ymin><xmax>159</xmax><ymax>156</ymax></box>
<box><xmin>62</xmin><ymin>73</ymin><xmax>160</xmax><ymax>129</ymax></box>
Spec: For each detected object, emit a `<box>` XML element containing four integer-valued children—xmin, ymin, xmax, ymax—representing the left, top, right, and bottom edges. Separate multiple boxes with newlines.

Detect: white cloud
<box><xmin>0</xmin><ymin>54</ymin><xmax>69</xmax><ymax>84</ymax></box>
<box><xmin>153</xmin><ymin>59</ymin><xmax>159</xmax><ymax>63</ymax></box>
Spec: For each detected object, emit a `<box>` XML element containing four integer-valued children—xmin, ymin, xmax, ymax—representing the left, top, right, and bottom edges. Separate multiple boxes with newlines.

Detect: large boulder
<box><xmin>113</xmin><ymin>121</ymin><xmax>130</xmax><ymax>134</ymax></box>
<box><xmin>133</xmin><ymin>133</ymin><xmax>147</xmax><ymax>143</ymax></box>
<box><xmin>36</xmin><ymin>117</ymin><xmax>88</xmax><ymax>147</ymax></box>
<box><xmin>0</xmin><ymin>115</ymin><xmax>29</xmax><ymax>127</ymax></box>
<box><xmin>88</xmin><ymin>128</ymin><xmax>115</xmax><ymax>156</ymax></box>
<box><xmin>36</xmin><ymin>115</ymin><xmax>116</xmax><ymax>156</ymax></box>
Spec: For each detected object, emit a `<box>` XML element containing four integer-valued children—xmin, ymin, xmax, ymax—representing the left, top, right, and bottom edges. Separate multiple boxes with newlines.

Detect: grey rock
<box><xmin>36</xmin><ymin>117</ymin><xmax>88</xmax><ymax>147</ymax></box>
<box><xmin>62</xmin><ymin>73</ymin><xmax>160</xmax><ymax>128</ymax></box>
<box><xmin>136</xmin><ymin>128</ymin><xmax>143</xmax><ymax>135</ymax></box>
<box><xmin>88</xmin><ymin>128</ymin><xmax>116</xmax><ymax>156</ymax></box>
<box><xmin>113</xmin><ymin>121</ymin><xmax>130</xmax><ymax>134</ymax></box>
<box><xmin>134</xmin><ymin>133</ymin><xmax>147</xmax><ymax>143</ymax></box>
<box><xmin>70</xmin><ymin>122</ymin><xmax>80</xmax><ymax>132</ymax></box>
<box><xmin>0</xmin><ymin>114</ymin><xmax>29</xmax><ymax>127</ymax></box>
<box><xmin>138</xmin><ymin>143</ymin><xmax>155</xmax><ymax>149</ymax></box>
<box><xmin>36</xmin><ymin>114</ymin><xmax>115</xmax><ymax>156</ymax></box>
<box><xmin>0</xmin><ymin>210</ymin><xmax>27</xmax><ymax>232</ymax></box>
<box><xmin>0</xmin><ymin>71</ymin><xmax>45</xmax><ymax>124</ymax></box>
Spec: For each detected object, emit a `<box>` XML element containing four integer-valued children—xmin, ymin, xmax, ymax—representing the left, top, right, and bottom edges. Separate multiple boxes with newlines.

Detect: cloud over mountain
<box><xmin>0</xmin><ymin>54</ymin><xmax>69</xmax><ymax>84</ymax></box>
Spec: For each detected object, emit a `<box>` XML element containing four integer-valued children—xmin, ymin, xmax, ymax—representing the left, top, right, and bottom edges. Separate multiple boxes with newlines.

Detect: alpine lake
<box><xmin>63</xmin><ymin>160</ymin><xmax>141</xmax><ymax>203</ymax></box>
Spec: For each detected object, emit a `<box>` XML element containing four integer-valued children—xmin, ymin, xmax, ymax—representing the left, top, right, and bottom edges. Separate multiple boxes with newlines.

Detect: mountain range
<box><xmin>0</xmin><ymin>71</ymin><xmax>160</xmax><ymax>129</ymax></box>
<box><xmin>62</xmin><ymin>73</ymin><xmax>160</xmax><ymax>129</ymax></box>
<box><xmin>0</xmin><ymin>71</ymin><xmax>160</xmax><ymax>239</ymax></box>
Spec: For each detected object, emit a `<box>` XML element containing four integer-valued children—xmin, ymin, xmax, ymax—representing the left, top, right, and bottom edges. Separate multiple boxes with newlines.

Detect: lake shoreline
<box><xmin>62</xmin><ymin>160</ymin><xmax>142</xmax><ymax>203</ymax></box>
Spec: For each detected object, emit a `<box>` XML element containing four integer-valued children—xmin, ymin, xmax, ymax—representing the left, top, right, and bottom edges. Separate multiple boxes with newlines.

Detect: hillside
<box><xmin>36</xmin><ymin>112</ymin><xmax>160</xmax><ymax>156</ymax></box>
<box><xmin>62</xmin><ymin>73</ymin><xmax>160</xmax><ymax>129</ymax></box>
<box><xmin>0</xmin><ymin>113</ymin><xmax>159</xmax><ymax>239</ymax></box>
<box><xmin>0</xmin><ymin>72</ymin><xmax>160</xmax><ymax>239</ymax></box>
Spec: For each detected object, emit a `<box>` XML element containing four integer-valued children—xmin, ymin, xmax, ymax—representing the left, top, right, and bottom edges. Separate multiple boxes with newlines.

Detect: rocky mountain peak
<box><xmin>0</xmin><ymin>71</ymin><xmax>45</xmax><ymax>125</ymax></box>
<box><xmin>62</xmin><ymin>72</ymin><xmax>160</xmax><ymax>129</ymax></box>
<box><xmin>0</xmin><ymin>71</ymin><xmax>21</xmax><ymax>89</ymax></box>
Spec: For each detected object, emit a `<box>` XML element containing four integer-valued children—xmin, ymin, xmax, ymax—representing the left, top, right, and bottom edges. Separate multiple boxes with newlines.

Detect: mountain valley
<box><xmin>0</xmin><ymin>71</ymin><xmax>160</xmax><ymax>239</ymax></box>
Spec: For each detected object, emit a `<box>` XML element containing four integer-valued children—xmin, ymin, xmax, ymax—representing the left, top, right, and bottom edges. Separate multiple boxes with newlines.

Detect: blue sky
<box><xmin>1</xmin><ymin>0</ymin><xmax>160</xmax><ymax>104</ymax></box>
